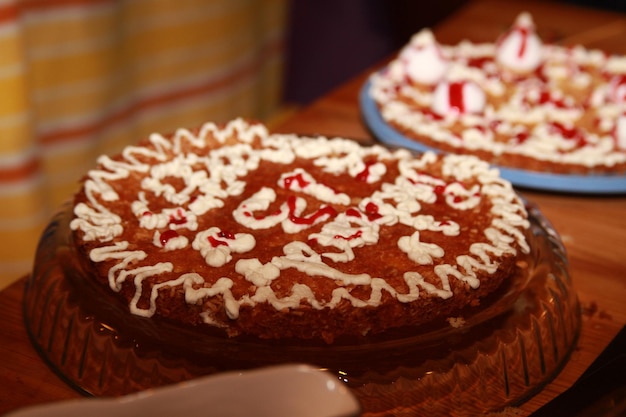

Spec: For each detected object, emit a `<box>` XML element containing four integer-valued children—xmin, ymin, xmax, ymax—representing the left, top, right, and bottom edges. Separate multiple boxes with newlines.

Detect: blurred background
<box><xmin>0</xmin><ymin>0</ymin><xmax>624</xmax><ymax>289</ymax></box>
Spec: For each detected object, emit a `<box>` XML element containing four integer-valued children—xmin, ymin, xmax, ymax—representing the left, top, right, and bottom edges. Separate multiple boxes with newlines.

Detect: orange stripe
<box><xmin>0</xmin><ymin>4</ymin><xmax>18</xmax><ymax>25</ymax></box>
<box><xmin>41</xmin><ymin>64</ymin><xmax>254</xmax><ymax>145</ymax></box>
<box><xmin>21</xmin><ymin>0</ymin><xmax>114</xmax><ymax>11</ymax></box>
<box><xmin>40</xmin><ymin>38</ymin><xmax>284</xmax><ymax>146</ymax></box>
<box><xmin>0</xmin><ymin>158</ymin><xmax>39</xmax><ymax>183</ymax></box>
<box><xmin>0</xmin><ymin>0</ymin><xmax>113</xmax><ymax>25</ymax></box>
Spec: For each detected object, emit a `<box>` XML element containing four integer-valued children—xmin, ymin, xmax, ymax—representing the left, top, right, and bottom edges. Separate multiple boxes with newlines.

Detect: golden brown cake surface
<box><xmin>70</xmin><ymin>119</ymin><xmax>530</xmax><ymax>343</ymax></box>
<box><xmin>369</xmin><ymin>12</ymin><xmax>626</xmax><ymax>175</ymax></box>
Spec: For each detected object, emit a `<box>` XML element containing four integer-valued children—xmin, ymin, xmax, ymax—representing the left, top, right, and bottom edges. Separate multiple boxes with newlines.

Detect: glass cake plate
<box><xmin>23</xmin><ymin>200</ymin><xmax>580</xmax><ymax>417</ymax></box>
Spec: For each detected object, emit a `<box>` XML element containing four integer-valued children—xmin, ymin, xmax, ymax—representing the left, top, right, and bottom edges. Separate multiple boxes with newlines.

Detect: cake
<box><xmin>69</xmin><ymin>118</ymin><xmax>530</xmax><ymax>344</ymax></box>
<box><xmin>27</xmin><ymin>118</ymin><xmax>580</xmax><ymax>414</ymax></box>
<box><xmin>368</xmin><ymin>12</ymin><xmax>626</xmax><ymax>175</ymax></box>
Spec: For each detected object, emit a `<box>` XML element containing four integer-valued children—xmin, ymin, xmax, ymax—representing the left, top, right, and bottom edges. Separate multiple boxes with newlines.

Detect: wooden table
<box><xmin>1</xmin><ymin>0</ymin><xmax>625</xmax><ymax>415</ymax></box>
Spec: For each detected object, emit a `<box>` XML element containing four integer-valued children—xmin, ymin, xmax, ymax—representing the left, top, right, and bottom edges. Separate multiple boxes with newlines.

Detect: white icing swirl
<box><xmin>71</xmin><ymin>118</ymin><xmax>530</xmax><ymax>328</ymax></box>
<box><xmin>192</xmin><ymin>227</ymin><xmax>256</xmax><ymax>267</ymax></box>
<box><xmin>398</xmin><ymin>231</ymin><xmax>445</xmax><ymax>265</ymax></box>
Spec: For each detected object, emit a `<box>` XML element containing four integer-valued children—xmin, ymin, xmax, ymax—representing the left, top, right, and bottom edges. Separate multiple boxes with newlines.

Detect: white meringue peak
<box><xmin>401</xmin><ymin>29</ymin><xmax>449</xmax><ymax>85</ymax></box>
<box><xmin>496</xmin><ymin>12</ymin><xmax>543</xmax><ymax>73</ymax></box>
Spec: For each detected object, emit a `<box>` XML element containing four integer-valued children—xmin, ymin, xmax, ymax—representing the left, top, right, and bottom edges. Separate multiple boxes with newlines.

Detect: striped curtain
<box><xmin>0</xmin><ymin>0</ymin><xmax>288</xmax><ymax>289</ymax></box>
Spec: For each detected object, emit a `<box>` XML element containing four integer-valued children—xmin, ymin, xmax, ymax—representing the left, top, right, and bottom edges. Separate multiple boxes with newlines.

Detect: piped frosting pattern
<box><xmin>70</xmin><ymin>119</ymin><xmax>530</xmax><ymax>340</ymax></box>
<box><xmin>369</xmin><ymin>12</ymin><xmax>626</xmax><ymax>173</ymax></box>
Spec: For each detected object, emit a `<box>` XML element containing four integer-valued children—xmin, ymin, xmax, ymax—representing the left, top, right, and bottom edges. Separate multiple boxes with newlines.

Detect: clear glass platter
<box><xmin>23</xmin><ymin>201</ymin><xmax>580</xmax><ymax>416</ymax></box>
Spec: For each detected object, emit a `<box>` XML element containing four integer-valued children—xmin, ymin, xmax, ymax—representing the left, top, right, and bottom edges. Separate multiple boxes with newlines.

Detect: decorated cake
<box><xmin>368</xmin><ymin>12</ymin><xmax>626</xmax><ymax>174</ymax></box>
<box><xmin>68</xmin><ymin>118</ymin><xmax>531</xmax><ymax>344</ymax></box>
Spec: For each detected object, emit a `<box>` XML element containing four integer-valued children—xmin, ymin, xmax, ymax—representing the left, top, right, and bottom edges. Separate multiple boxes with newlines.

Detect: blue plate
<box><xmin>360</xmin><ymin>79</ymin><xmax>626</xmax><ymax>194</ymax></box>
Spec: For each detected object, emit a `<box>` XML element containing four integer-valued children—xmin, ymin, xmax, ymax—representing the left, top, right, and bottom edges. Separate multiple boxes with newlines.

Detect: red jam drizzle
<box><xmin>422</xmin><ymin>107</ymin><xmax>445</xmax><ymax>120</ymax></box>
<box><xmin>514</xmin><ymin>131</ymin><xmax>530</xmax><ymax>144</ymax></box>
<box><xmin>432</xmin><ymin>182</ymin><xmax>479</xmax><ymax>203</ymax></box>
<box><xmin>208</xmin><ymin>231</ymin><xmax>235</xmax><ymax>247</ymax></box>
<box><xmin>334</xmin><ymin>230</ymin><xmax>363</xmax><ymax>240</ymax></box>
<box><xmin>283</xmin><ymin>173</ymin><xmax>310</xmax><ymax>189</ymax></box>
<box><xmin>287</xmin><ymin>196</ymin><xmax>337</xmax><ymax>225</ymax></box>
<box><xmin>448</xmin><ymin>82</ymin><xmax>466</xmax><ymax>113</ymax></box>
<box><xmin>409</xmin><ymin>174</ymin><xmax>462</xmax><ymax>203</ymax></box>
<box><xmin>208</xmin><ymin>236</ymin><xmax>228</xmax><ymax>247</ymax></box>
<box><xmin>160</xmin><ymin>229</ymin><xmax>179</xmax><ymax>246</ymax></box>
<box><xmin>550</xmin><ymin>122</ymin><xmax>587</xmax><ymax>147</ymax></box>
<box><xmin>345</xmin><ymin>208</ymin><xmax>362</xmax><ymax>218</ymax></box>
<box><xmin>517</xmin><ymin>27</ymin><xmax>529</xmax><ymax>58</ymax></box>
<box><xmin>244</xmin><ymin>207</ymin><xmax>283</xmax><ymax>220</ymax></box>
<box><xmin>169</xmin><ymin>208</ymin><xmax>187</xmax><ymax>225</ymax></box>
<box><xmin>537</xmin><ymin>90</ymin><xmax>567</xmax><ymax>108</ymax></box>
<box><xmin>343</xmin><ymin>204</ymin><xmax>380</xmax><ymax>222</ymax></box>
<box><xmin>364</xmin><ymin>202</ymin><xmax>382</xmax><ymax>221</ymax></box>
<box><xmin>356</xmin><ymin>162</ymin><xmax>376</xmax><ymax>182</ymax></box>
<box><xmin>467</xmin><ymin>56</ymin><xmax>491</xmax><ymax>69</ymax></box>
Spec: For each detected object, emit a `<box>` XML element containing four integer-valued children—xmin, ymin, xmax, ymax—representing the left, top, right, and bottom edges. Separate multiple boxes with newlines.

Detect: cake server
<box><xmin>2</xmin><ymin>364</ymin><xmax>361</xmax><ymax>417</ymax></box>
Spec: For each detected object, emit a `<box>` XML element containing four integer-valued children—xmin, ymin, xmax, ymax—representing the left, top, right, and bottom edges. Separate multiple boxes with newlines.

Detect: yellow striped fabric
<box><xmin>0</xmin><ymin>0</ymin><xmax>288</xmax><ymax>289</ymax></box>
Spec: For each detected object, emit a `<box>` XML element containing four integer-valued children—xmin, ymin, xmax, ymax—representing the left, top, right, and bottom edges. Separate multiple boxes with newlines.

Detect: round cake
<box><xmin>68</xmin><ymin>118</ymin><xmax>530</xmax><ymax>345</ymax></box>
<box><xmin>368</xmin><ymin>12</ymin><xmax>626</xmax><ymax>174</ymax></box>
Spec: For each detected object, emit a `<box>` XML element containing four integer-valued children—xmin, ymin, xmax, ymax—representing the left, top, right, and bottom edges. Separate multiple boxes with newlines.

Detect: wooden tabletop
<box><xmin>1</xmin><ymin>0</ymin><xmax>626</xmax><ymax>415</ymax></box>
